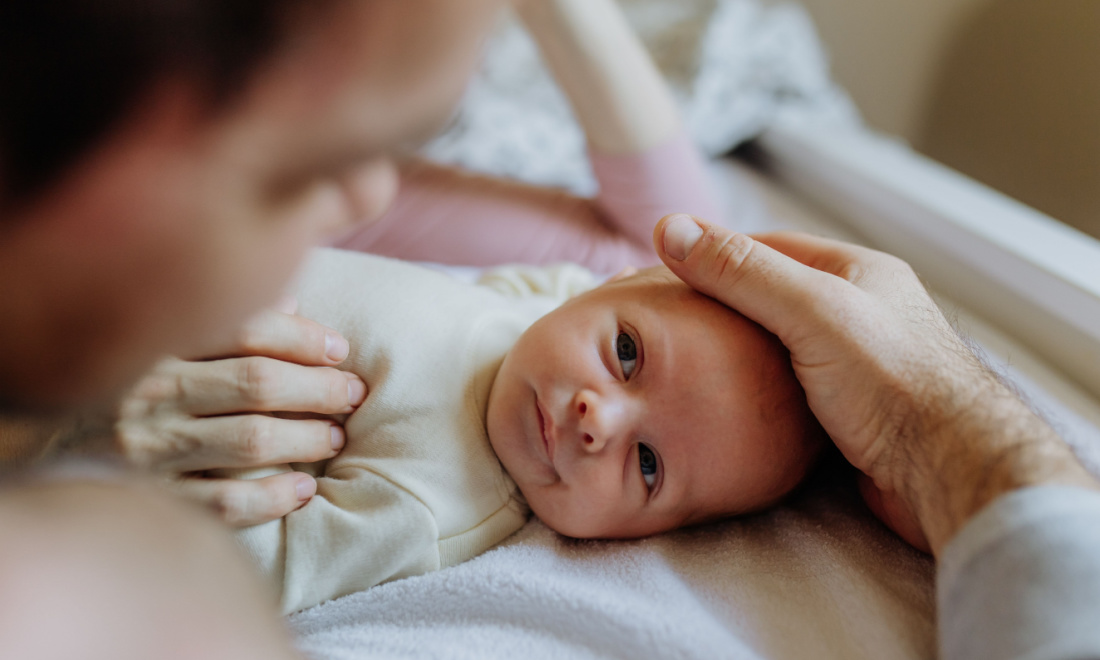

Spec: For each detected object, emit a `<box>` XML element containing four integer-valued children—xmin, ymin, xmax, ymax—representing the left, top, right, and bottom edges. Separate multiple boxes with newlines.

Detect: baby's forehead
<box><xmin>596</xmin><ymin>266</ymin><xmax>719</xmax><ymax>311</ymax></box>
<box><xmin>599</xmin><ymin>266</ymin><xmax>683</xmax><ymax>297</ymax></box>
<box><xmin>624</xmin><ymin>265</ymin><xmax>679</xmax><ymax>285</ymax></box>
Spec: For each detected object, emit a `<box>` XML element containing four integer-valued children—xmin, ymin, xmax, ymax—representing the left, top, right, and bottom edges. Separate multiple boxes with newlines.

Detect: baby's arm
<box><xmin>235</xmin><ymin>466</ymin><xmax>439</xmax><ymax>615</ymax></box>
<box><xmin>517</xmin><ymin>0</ymin><xmax>722</xmax><ymax>244</ymax></box>
<box><xmin>517</xmin><ymin>0</ymin><xmax>680</xmax><ymax>157</ymax></box>
<box><xmin>334</xmin><ymin>0</ymin><xmax>722</xmax><ymax>272</ymax></box>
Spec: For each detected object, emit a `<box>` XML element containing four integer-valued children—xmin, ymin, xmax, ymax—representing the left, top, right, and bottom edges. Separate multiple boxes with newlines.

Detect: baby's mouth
<box><xmin>536</xmin><ymin>397</ymin><xmax>556</xmax><ymax>469</ymax></box>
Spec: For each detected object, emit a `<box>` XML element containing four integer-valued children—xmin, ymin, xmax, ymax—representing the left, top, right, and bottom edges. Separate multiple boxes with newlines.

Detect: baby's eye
<box><xmin>639</xmin><ymin>443</ymin><xmax>658</xmax><ymax>489</ymax></box>
<box><xmin>616</xmin><ymin>332</ymin><xmax>638</xmax><ymax>379</ymax></box>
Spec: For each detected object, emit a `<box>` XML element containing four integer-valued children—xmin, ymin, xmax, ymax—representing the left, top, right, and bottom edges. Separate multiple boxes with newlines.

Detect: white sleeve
<box><xmin>937</xmin><ymin>486</ymin><xmax>1100</xmax><ymax>660</ymax></box>
<box><xmin>476</xmin><ymin>263</ymin><xmax>600</xmax><ymax>301</ymax></box>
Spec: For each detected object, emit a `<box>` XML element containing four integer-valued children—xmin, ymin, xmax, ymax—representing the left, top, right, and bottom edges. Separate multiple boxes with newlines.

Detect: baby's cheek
<box><xmin>518</xmin><ymin>485</ymin><xmax>553</xmax><ymax>524</ymax></box>
<box><xmin>523</xmin><ymin>487</ymin><xmax>581</xmax><ymax>538</ymax></box>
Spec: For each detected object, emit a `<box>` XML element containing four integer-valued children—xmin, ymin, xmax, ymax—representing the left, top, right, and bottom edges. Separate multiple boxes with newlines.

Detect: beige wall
<box><xmin>791</xmin><ymin>0</ymin><xmax>994</xmax><ymax>140</ymax></box>
<box><xmin>919</xmin><ymin>0</ymin><xmax>1100</xmax><ymax>238</ymax></box>
<box><xmin>788</xmin><ymin>0</ymin><xmax>1100</xmax><ymax>238</ymax></box>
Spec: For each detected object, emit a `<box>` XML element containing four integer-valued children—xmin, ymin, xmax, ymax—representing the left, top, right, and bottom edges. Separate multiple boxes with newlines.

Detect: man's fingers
<box><xmin>172</xmin><ymin>357</ymin><xmax>367</xmax><ymax>417</ymax></box>
<box><xmin>751</xmin><ymin>231</ymin><xmax>871</xmax><ymax>278</ymax></box>
<box><xmin>272</xmin><ymin>295</ymin><xmax>299</xmax><ymax>315</ymax></box>
<box><xmin>752</xmin><ymin>231</ymin><xmax>917</xmax><ymax>297</ymax></box>
<box><xmin>175</xmin><ymin>472</ymin><xmax>317</xmax><ymax>528</ymax></box>
<box><xmin>234</xmin><ymin>309</ymin><xmax>350</xmax><ymax>365</ymax></box>
<box><xmin>146</xmin><ymin>415</ymin><xmax>345</xmax><ymax>474</ymax></box>
<box><xmin>211</xmin><ymin>308</ymin><xmax>350</xmax><ymax>366</ymax></box>
<box><xmin>653</xmin><ymin>214</ymin><xmax>844</xmax><ymax>339</ymax></box>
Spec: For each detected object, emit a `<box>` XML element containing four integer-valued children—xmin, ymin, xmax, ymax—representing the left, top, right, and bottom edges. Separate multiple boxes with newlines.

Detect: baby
<box><xmin>488</xmin><ymin>261</ymin><xmax>822</xmax><ymax>539</ymax></box>
<box><xmin>236</xmin><ymin>248</ymin><xmax>823</xmax><ymax>613</ymax></box>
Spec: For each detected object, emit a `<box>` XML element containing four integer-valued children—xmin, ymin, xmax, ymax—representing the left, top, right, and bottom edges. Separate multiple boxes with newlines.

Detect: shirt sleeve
<box><xmin>937</xmin><ymin>485</ymin><xmax>1100</xmax><ymax>660</ymax></box>
<box><xmin>332</xmin><ymin>130</ymin><xmax>724</xmax><ymax>273</ymax></box>
<box><xmin>475</xmin><ymin>263</ymin><xmax>600</xmax><ymax>301</ymax></box>
<box><xmin>236</xmin><ymin>466</ymin><xmax>441</xmax><ymax>615</ymax></box>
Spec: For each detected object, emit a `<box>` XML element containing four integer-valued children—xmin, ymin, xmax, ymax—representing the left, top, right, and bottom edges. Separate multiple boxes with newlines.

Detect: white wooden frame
<box><xmin>755</xmin><ymin>118</ymin><xmax>1100</xmax><ymax>399</ymax></box>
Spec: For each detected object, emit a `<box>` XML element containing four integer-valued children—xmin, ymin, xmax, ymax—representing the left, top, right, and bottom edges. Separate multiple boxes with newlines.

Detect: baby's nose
<box><xmin>575</xmin><ymin>389</ymin><xmax>627</xmax><ymax>453</ymax></box>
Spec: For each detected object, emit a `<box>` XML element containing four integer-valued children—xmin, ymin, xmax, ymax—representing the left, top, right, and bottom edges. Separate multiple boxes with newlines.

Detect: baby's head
<box><xmin>487</xmin><ymin>266</ymin><xmax>824</xmax><ymax>539</ymax></box>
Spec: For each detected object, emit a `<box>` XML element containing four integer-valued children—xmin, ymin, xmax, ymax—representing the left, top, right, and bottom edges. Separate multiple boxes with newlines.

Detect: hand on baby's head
<box><xmin>487</xmin><ymin>266</ymin><xmax>824</xmax><ymax>540</ymax></box>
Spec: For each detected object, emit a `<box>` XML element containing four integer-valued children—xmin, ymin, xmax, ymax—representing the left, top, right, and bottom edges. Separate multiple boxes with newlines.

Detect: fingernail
<box><xmin>329</xmin><ymin>424</ymin><xmax>345</xmax><ymax>451</ymax></box>
<box><xmin>346</xmin><ymin>375</ymin><xmax>367</xmax><ymax>406</ymax></box>
<box><xmin>325</xmin><ymin>332</ymin><xmax>350</xmax><ymax>362</ymax></box>
<box><xmin>295</xmin><ymin>476</ymin><xmax>317</xmax><ymax>502</ymax></box>
<box><xmin>663</xmin><ymin>214</ymin><xmax>703</xmax><ymax>261</ymax></box>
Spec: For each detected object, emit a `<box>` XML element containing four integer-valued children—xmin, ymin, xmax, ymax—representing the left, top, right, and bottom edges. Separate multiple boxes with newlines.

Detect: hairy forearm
<box><xmin>898</xmin><ymin>362</ymin><xmax>1098</xmax><ymax>556</ymax></box>
<box><xmin>515</xmin><ymin>0</ymin><xmax>680</xmax><ymax>154</ymax></box>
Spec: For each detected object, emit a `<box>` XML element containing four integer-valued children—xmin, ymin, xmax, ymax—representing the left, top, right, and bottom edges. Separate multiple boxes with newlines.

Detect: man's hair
<box><xmin>0</xmin><ymin>1</ymin><xmax>319</xmax><ymax>210</ymax></box>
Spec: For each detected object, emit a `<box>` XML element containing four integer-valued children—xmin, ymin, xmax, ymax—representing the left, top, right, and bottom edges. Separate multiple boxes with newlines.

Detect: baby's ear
<box><xmin>605</xmin><ymin>266</ymin><xmax>638</xmax><ymax>284</ymax></box>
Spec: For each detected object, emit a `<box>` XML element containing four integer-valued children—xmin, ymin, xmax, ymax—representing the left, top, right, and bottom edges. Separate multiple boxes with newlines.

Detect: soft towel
<box><xmin>290</xmin><ymin>466</ymin><xmax>935</xmax><ymax>660</ymax></box>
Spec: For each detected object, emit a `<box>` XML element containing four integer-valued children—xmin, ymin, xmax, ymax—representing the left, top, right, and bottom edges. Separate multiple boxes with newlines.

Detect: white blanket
<box><xmin>289</xmin><ymin>159</ymin><xmax>1100</xmax><ymax>660</ymax></box>
<box><xmin>290</xmin><ymin>468</ymin><xmax>934</xmax><ymax>660</ymax></box>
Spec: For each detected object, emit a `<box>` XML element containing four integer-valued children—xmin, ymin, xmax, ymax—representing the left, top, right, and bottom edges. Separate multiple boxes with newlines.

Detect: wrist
<box><xmin>892</xmin><ymin>370</ymin><xmax>1096</xmax><ymax>555</ymax></box>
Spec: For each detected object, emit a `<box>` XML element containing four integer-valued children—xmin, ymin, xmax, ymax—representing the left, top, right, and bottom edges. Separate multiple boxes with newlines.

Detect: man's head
<box><xmin>487</xmin><ymin>266</ymin><xmax>824</xmax><ymax>539</ymax></box>
<box><xmin>0</xmin><ymin>0</ymin><xmax>503</xmax><ymax>410</ymax></box>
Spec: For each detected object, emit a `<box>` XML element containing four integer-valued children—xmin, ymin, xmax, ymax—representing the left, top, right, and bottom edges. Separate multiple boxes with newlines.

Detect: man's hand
<box><xmin>106</xmin><ymin>302</ymin><xmax>367</xmax><ymax>527</ymax></box>
<box><xmin>654</xmin><ymin>214</ymin><xmax>1097</xmax><ymax>555</ymax></box>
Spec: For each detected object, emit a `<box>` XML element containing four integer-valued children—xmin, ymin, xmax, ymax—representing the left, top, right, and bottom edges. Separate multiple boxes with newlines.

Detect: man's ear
<box><xmin>605</xmin><ymin>266</ymin><xmax>638</xmax><ymax>283</ymax></box>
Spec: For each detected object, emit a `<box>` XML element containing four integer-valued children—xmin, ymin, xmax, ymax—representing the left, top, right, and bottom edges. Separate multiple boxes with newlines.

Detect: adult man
<box><xmin>0</xmin><ymin>1</ymin><xmax>501</xmax><ymax>657</ymax></box>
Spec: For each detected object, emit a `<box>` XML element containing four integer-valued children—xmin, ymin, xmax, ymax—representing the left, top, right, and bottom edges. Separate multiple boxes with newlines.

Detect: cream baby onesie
<box><xmin>235</xmin><ymin>248</ymin><xmax>596</xmax><ymax>614</ymax></box>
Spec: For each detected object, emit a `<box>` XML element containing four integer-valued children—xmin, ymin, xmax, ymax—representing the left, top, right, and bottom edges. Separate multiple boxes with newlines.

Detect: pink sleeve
<box><xmin>587</xmin><ymin>130</ymin><xmax>724</xmax><ymax>249</ymax></box>
<box><xmin>332</xmin><ymin>130</ymin><xmax>723</xmax><ymax>272</ymax></box>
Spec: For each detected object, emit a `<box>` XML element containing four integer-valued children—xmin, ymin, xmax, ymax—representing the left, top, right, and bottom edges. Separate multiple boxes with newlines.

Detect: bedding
<box><xmin>287</xmin><ymin>3</ymin><xmax>1100</xmax><ymax>655</ymax></box>
<box><xmin>424</xmin><ymin>0</ymin><xmax>859</xmax><ymax>196</ymax></box>
<box><xmin>289</xmin><ymin>159</ymin><xmax>1100</xmax><ymax>659</ymax></box>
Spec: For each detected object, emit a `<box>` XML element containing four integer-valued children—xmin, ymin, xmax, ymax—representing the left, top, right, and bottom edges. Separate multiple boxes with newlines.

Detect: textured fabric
<box><xmin>333</xmin><ymin>131</ymin><xmax>724</xmax><ymax>272</ymax></box>
<box><xmin>422</xmin><ymin>0</ymin><xmax>859</xmax><ymax>196</ymax></box>
<box><xmin>938</xmin><ymin>486</ymin><xmax>1100</xmax><ymax>660</ymax></box>
<box><xmin>290</xmin><ymin>467</ymin><xmax>937</xmax><ymax>660</ymax></box>
<box><xmin>234</xmin><ymin>250</ymin><xmax>597</xmax><ymax>614</ymax></box>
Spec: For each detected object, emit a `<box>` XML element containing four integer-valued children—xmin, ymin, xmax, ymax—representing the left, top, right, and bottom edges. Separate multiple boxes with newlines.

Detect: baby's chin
<box><xmin>531</xmin><ymin>487</ymin><xmax>802</xmax><ymax>540</ymax></box>
<box><xmin>523</xmin><ymin>494</ymin><xmax>683</xmax><ymax>540</ymax></box>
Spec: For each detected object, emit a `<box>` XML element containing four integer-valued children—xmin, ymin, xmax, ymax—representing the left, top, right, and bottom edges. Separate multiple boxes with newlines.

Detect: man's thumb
<box><xmin>652</xmin><ymin>213</ymin><xmax>830</xmax><ymax>344</ymax></box>
<box><xmin>652</xmin><ymin>213</ymin><xmax>757</xmax><ymax>303</ymax></box>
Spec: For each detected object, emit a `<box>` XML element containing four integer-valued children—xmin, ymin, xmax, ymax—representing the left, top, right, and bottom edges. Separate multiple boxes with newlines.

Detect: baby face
<box><xmin>487</xmin><ymin>268</ymin><xmax>821</xmax><ymax>539</ymax></box>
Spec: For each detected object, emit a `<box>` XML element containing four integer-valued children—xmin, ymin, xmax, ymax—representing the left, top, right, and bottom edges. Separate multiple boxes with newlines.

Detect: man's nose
<box><xmin>574</xmin><ymin>389</ymin><xmax>627</xmax><ymax>453</ymax></box>
<box><xmin>340</xmin><ymin>157</ymin><xmax>399</xmax><ymax>226</ymax></box>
